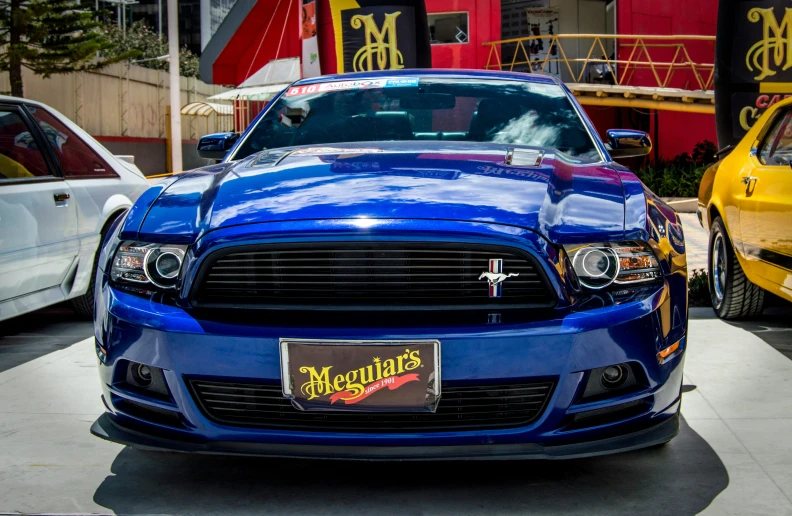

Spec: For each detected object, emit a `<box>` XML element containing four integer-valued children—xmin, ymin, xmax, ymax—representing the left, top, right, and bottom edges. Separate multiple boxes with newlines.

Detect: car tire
<box><xmin>708</xmin><ymin>216</ymin><xmax>764</xmax><ymax>319</ymax></box>
<box><xmin>70</xmin><ymin>252</ymin><xmax>99</xmax><ymax>318</ymax></box>
<box><xmin>70</xmin><ymin>212</ymin><xmax>123</xmax><ymax>318</ymax></box>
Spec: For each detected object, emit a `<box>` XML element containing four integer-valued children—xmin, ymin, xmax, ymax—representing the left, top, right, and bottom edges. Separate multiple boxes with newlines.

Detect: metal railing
<box><xmin>482</xmin><ymin>34</ymin><xmax>716</xmax><ymax>91</ymax></box>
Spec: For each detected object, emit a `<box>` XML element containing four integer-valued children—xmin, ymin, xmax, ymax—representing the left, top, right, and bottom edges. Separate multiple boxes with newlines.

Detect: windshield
<box><xmin>231</xmin><ymin>78</ymin><xmax>601</xmax><ymax>162</ymax></box>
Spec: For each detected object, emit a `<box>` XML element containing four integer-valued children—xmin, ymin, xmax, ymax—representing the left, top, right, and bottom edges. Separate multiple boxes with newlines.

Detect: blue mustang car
<box><xmin>91</xmin><ymin>70</ymin><xmax>688</xmax><ymax>459</ymax></box>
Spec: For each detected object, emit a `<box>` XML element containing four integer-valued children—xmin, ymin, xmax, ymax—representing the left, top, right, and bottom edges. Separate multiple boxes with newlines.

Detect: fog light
<box><xmin>130</xmin><ymin>363</ymin><xmax>153</xmax><ymax>387</ymax></box>
<box><xmin>601</xmin><ymin>364</ymin><xmax>628</xmax><ymax>388</ymax></box>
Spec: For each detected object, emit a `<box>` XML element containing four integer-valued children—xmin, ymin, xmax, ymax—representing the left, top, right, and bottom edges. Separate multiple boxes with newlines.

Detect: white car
<box><xmin>0</xmin><ymin>96</ymin><xmax>149</xmax><ymax>321</ymax></box>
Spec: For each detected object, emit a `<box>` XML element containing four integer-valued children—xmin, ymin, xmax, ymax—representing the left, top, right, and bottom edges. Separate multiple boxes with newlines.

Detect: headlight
<box><xmin>110</xmin><ymin>241</ymin><xmax>187</xmax><ymax>290</ymax></box>
<box><xmin>564</xmin><ymin>241</ymin><xmax>661</xmax><ymax>290</ymax></box>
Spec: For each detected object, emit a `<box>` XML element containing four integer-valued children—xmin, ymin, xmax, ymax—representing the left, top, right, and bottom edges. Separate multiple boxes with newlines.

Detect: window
<box><xmin>428</xmin><ymin>13</ymin><xmax>468</xmax><ymax>44</ymax></box>
<box><xmin>759</xmin><ymin>110</ymin><xmax>792</xmax><ymax>166</ymax></box>
<box><xmin>26</xmin><ymin>106</ymin><xmax>116</xmax><ymax>179</ymax></box>
<box><xmin>233</xmin><ymin>78</ymin><xmax>600</xmax><ymax>162</ymax></box>
<box><xmin>0</xmin><ymin>109</ymin><xmax>52</xmax><ymax>180</ymax></box>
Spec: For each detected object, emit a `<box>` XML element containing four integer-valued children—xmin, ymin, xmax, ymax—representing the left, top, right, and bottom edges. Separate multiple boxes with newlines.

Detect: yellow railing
<box><xmin>483</xmin><ymin>34</ymin><xmax>716</xmax><ymax>91</ymax></box>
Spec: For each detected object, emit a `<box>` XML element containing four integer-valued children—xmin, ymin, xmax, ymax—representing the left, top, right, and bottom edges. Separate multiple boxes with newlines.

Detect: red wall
<box><xmin>214</xmin><ymin>0</ymin><xmax>500</xmax><ymax>81</ymax></box>
<box><xmin>316</xmin><ymin>0</ymin><xmax>500</xmax><ymax>73</ymax></box>
<box><xmin>213</xmin><ymin>0</ymin><xmax>301</xmax><ymax>85</ymax></box>
<box><xmin>428</xmin><ymin>0</ymin><xmax>500</xmax><ymax>69</ymax></box>
<box><xmin>209</xmin><ymin>0</ymin><xmax>717</xmax><ymax>161</ymax></box>
<box><xmin>617</xmin><ymin>0</ymin><xmax>718</xmax><ymax>159</ymax></box>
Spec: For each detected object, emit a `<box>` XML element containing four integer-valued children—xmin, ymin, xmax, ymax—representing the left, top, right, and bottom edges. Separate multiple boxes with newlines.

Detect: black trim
<box><xmin>189</xmin><ymin>241</ymin><xmax>558</xmax><ymax>312</ymax></box>
<box><xmin>744</xmin><ymin>244</ymin><xmax>792</xmax><ymax>272</ymax></box>
<box><xmin>186</xmin><ymin>378</ymin><xmax>556</xmax><ymax>433</ymax></box>
<box><xmin>90</xmin><ymin>411</ymin><xmax>680</xmax><ymax>460</ymax></box>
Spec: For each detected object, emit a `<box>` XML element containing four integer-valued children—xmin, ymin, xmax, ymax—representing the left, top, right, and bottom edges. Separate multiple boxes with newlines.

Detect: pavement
<box><xmin>1</xmin><ymin>213</ymin><xmax>791</xmax><ymax>515</ymax></box>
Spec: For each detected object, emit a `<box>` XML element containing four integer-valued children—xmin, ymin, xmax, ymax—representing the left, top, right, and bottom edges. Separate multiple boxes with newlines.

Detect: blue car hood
<box><xmin>134</xmin><ymin>142</ymin><xmax>629</xmax><ymax>244</ymax></box>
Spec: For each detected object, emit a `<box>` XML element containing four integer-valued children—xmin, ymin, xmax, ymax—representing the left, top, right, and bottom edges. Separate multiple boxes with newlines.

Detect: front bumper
<box><xmin>93</xmin><ymin>280</ymin><xmax>685</xmax><ymax>459</ymax></box>
<box><xmin>93</xmin><ymin>218</ymin><xmax>687</xmax><ymax>459</ymax></box>
<box><xmin>92</xmin><ymin>410</ymin><xmax>680</xmax><ymax>460</ymax></box>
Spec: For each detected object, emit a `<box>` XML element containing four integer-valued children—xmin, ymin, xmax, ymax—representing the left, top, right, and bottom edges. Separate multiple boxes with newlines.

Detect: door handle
<box><xmin>741</xmin><ymin>176</ymin><xmax>759</xmax><ymax>186</ymax></box>
<box><xmin>53</xmin><ymin>192</ymin><xmax>70</xmax><ymax>202</ymax></box>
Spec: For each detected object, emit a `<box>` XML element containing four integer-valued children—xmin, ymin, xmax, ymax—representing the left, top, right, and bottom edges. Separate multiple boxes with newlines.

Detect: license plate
<box><xmin>280</xmin><ymin>339</ymin><xmax>441</xmax><ymax>412</ymax></box>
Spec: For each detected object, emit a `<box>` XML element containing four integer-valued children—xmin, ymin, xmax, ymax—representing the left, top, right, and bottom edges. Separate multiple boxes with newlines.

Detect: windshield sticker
<box><xmin>286</xmin><ymin>77</ymin><xmax>419</xmax><ymax>96</ymax></box>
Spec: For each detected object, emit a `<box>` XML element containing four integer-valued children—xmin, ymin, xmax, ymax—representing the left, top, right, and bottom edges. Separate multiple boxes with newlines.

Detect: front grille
<box><xmin>190</xmin><ymin>380</ymin><xmax>555</xmax><ymax>432</ymax></box>
<box><xmin>191</xmin><ymin>243</ymin><xmax>555</xmax><ymax>310</ymax></box>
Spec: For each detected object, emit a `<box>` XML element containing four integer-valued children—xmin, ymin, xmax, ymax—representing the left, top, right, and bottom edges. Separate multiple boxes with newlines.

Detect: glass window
<box><xmin>233</xmin><ymin>78</ymin><xmax>600</xmax><ymax>162</ymax></box>
<box><xmin>26</xmin><ymin>106</ymin><xmax>116</xmax><ymax>179</ymax></box>
<box><xmin>428</xmin><ymin>13</ymin><xmax>468</xmax><ymax>44</ymax></box>
<box><xmin>0</xmin><ymin>110</ymin><xmax>52</xmax><ymax>180</ymax></box>
<box><xmin>759</xmin><ymin>110</ymin><xmax>792</xmax><ymax>166</ymax></box>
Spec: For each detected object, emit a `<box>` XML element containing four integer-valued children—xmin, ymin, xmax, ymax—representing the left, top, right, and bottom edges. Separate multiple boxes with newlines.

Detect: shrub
<box><xmin>635</xmin><ymin>140</ymin><xmax>717</xmax><ymax>198</ymax></box>
<box><xmin>688</xmin><ymin>269</ymin><xmax>711</xmax><ymax>307</ymax></box>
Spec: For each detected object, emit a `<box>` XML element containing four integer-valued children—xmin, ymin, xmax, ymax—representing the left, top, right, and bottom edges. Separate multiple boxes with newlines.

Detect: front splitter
<box><xmin>91</xmin><ymin>411</ymin><xmax>679</xmax><ymax>461</ymax></box>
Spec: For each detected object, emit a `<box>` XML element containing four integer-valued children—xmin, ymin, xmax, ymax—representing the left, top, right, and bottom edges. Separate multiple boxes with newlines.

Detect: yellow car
<box><xmin>698</xmin><ymin>97</ymin><xmax>792</xmax><ymax>319</ymax></box>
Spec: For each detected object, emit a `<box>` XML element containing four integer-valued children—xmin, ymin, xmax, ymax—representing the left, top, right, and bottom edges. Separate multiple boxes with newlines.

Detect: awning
<box><xmin>207</xmin><ymin>83</ymin><xmax>291</xmax><ymax>101</ymax></box>
<box><xmin>207</xmin><ymin>57</ymin><xmax>300</xmax><ymax>101</ymax></box>
<box><xmin>180</xmin><ymin>102</ymin><xmax>234</xmax><ymax>116</ymax></box>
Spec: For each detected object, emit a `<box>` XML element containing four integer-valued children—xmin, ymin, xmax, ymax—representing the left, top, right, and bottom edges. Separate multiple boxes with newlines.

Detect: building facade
<box><xmin>201</xmin><ymin>0</ymin><xmax>719</xmax><ymax>159</ymax></box>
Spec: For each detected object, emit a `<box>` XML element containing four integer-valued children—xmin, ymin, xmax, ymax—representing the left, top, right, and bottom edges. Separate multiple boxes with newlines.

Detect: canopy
<box><xmin>180</xmin><ymin>102</ymin><xmax>234</xmax><ymax>116</ymax></box>
<box><xmin>208</xmin><ymin>57</ymin><xmax>300</xmax><ymax>101</ymax></box>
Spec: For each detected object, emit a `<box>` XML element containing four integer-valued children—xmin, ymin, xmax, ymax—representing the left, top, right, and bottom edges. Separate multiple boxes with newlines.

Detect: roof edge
<box><xmin>200</xmin><ymin>0</ymin><xmax>258</xmax><ymax>85</ymax></box>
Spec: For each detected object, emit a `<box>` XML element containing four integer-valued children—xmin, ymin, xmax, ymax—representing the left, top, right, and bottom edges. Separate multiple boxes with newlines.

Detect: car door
<box><xmin>0</xmin><ymin>104</ymin><xmax>79</xmax><ymax>307</ymax></box>
<box><xmin>24</xmin><ymin>104</ymin><xmax>120</xmax><ymax>240</ymax></box>
<box><xmin>739</xmin><ymin>108</ymin><xmax>792</xmax><ymax>286</ymax></box>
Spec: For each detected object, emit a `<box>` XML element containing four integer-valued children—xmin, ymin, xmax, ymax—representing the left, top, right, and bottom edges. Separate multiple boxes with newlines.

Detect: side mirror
<box><xmin>605</xmin><ymin>129</ymin><xmax>652</xmax><ymax>159</ymax></box>
<box><xmin>197</xmin><ymin>132</ymin><xmax>239</xmax><ymax>161</ymax></box>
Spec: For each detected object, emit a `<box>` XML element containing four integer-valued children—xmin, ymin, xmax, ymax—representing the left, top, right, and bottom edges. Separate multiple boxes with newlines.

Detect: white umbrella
<box><xmin>208</xmin><ymin>57</ymin><xmax>300</xmax><ymax>101</ymax></box>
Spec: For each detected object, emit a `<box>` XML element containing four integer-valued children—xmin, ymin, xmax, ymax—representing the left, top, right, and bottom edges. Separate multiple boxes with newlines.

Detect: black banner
<box><xmin>331</xmin><ymin>0</ymin><xmax>431</xmax><ymax>73</ymax></box>
<box><xmin>716</xmin><ymin>1</ymin><xmax>792</xmax><ymax>146</ymax></box>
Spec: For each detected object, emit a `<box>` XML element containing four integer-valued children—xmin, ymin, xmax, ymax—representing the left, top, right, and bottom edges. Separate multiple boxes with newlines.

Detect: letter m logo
<box><xmin>350</xmin><ymin>12</ymin><xmax>404</xmax><ymax>72</ymax></box>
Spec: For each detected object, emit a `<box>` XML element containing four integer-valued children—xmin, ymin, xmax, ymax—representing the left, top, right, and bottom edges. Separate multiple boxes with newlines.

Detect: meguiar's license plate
<box><xmin>280</xmin><ymin>339</ymin><xmax>441</xmax><ymax>412</ymax></box>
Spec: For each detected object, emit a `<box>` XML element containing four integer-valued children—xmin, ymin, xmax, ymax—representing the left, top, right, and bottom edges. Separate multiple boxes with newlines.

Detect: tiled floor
<box><xmin>1</xmin><ymin>311</ymin><xmax>791</xmax><ymax>514</ymax></box>
<box><xmin>0</xmin><ymin>209</ymin><xmax>789</xmax><ymax>515</ymax></box>
<box><xmin>680</xmin><ymin>212</ymin><xmax>709</xmax><ymax>274</ymax></box>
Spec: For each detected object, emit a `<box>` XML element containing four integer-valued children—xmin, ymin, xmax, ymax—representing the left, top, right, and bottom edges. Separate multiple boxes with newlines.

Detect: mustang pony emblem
<box><xmin>479</xmin><ymin>259</ymin><xmax>519</xmax><ymax>298</ymax></box>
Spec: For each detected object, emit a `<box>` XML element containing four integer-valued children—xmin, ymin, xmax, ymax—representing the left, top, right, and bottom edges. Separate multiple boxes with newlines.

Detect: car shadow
<box><xmin>0</xmin><ymin>302</ymin><xmax>93</xmax><ymax>373</ymax></box>
<box><xmin>92</xmin><ymin>416</ymin><xmax>728</xmax><ymax>515</ymax></box>
<box><xmin>691</xmin><ymin>304</ymin><xmax>792</xmax><ymax>361</ymax></box>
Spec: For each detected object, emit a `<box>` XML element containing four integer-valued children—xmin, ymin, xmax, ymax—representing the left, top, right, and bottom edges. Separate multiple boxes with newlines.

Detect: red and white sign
<box><xmin>329</xmin><ymin>373</ymin><xmax>420</xmax><ymax>405</ymax></box>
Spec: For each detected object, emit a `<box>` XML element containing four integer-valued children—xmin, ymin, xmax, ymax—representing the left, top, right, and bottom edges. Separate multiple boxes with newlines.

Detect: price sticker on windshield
<box><xmin>286</xmin><ymin>78</ymin><xmax>419</xmax><ymax>97</ymax></box>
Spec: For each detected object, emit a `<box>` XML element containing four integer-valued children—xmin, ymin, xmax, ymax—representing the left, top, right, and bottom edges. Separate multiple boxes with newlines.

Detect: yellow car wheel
<box><xmin>708</xmin><ymin>217</ymin><xmax>765</xmax><ymax>319</ymax></box>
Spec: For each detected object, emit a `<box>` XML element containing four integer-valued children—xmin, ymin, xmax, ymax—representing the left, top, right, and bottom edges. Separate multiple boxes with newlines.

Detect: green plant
<box><xmin>688</xmin><ymin>268</ymin><xmax>711</xmax><ymax>307</ymax></box>
<box><xmin>0</xmin><ymin>0</ymin><xmax>132</xmax><ymax>97</ymax></box>
<box><xmin>99</xmin><ymin>21</ymin><xmax>200</xmax><ymax>78</ymax></box>
<box><xmin>636</xmin><ymin>140</ymin><xmax>717</xmax><ymax>198</ymax></box>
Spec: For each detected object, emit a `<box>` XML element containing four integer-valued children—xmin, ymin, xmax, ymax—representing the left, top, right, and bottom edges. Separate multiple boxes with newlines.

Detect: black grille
<box><xmin>191</xmin><ymin>243</ymin><xmax>555</xmax><ymax>310</ymax></box>
<box><xmin>190</xmin><ymin>380</ymin><xmax>555</xmax><ymax>432</ymax></box>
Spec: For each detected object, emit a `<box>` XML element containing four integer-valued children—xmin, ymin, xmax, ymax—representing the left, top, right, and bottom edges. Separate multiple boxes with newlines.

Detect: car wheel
<box><xmin>708</xmin><ymin>216</ymin><xmax>764</xmax><ymax>319</ymax></box>
<box><xmin>71</xmin><ymin>212</ymin><xmax>122</xmax><ymax>318</ymax></box>
<box><xmin>69</xmin><ymin>246</ymin><xmax>99</xmax><ymax>318</ymax></box>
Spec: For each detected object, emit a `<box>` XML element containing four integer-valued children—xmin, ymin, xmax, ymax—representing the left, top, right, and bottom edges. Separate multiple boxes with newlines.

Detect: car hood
<box><xmin>132</xmin><ymin>142</ymin><xmax>630</xmax><ymax>244</ymax></box>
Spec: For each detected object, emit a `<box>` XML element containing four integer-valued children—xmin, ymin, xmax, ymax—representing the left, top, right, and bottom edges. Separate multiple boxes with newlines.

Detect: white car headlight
<box><xmin>564</xmin><ymin>242</ymin><xmax>661</xmax><ymax>290</ymax></box>
<box><xmin>111</xmin><ymin>242</ymin><xmax>187</xmax><ymax>290</ymax></box>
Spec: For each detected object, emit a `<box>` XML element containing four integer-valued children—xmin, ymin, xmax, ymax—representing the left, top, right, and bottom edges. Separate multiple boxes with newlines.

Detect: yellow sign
<box><xmin>746</xmin><ymin>7</ymin><xmax>792</xmax><ymax>80</ymax></box>
<box><xmin>350</xmin><ymin>12</ymin><xmax>405</xmax><ymax>72</ymax></box>
<box><xmin>299</xmin><ymin>348</ymin><xmax>422</xmax><ymax>401</ymax></box>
